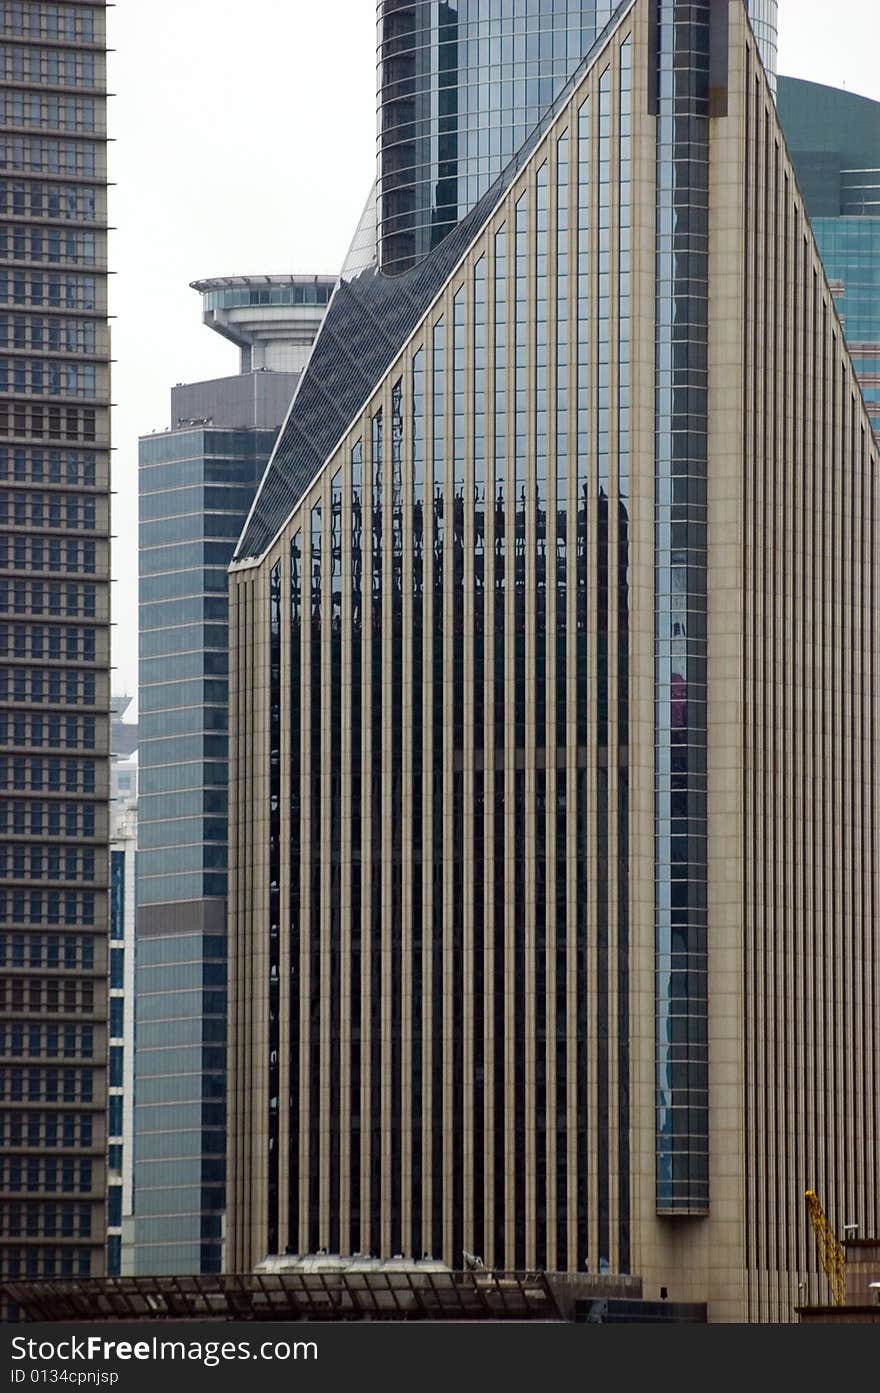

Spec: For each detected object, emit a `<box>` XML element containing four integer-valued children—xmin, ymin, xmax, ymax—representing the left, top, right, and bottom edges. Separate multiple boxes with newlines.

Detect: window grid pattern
<box><xmin>553</xmin><ymin>127</ymin><xmax>568</xmax><ymax>1270</ymax></box>
<box><xmin>741</xmin><ymin>35</ymin><xmax>879</xmax><ymax>1321</ymax></box>
<box><xmin>377</xmin><ymin>0</ymin><xmax>615</xmax><ymax>274</ymax></box>
<box><xmin>471</xmin><ymin>257</ymin><xmax>485</xmax><ymax>1256</ymax></box>
<box><xmin>615</xmin><ymin>32</ymin><xmax>631</xmax><ymax>1270</ymax></box>
<box><xmin>512</xmin><ymin>191</ymin><xmax>527</xmax><ymax>1267</ymax></box>
<box><xmin>232</xmin><ymin>30</ymin><xmax>635</xmax><ymax>1277</ymax></box>
<box><xmin>287</xmin><ymin>529</ymin><xmax>302</xmax><ymax>1247</ymax></box>
<box><xmin>810</xmin><ymin>217</ymin><xmax>880</xmax><ymax>443</ymax></box>
<box><xmin>134</xmin><ymin>424</ymin><xmax>273</xmax><ymax>1278</ymax></box>
<box><xmin>0</xmin><ymin>0</ymin><xmax>109</xmax><ymax>1306</ymax></box>
<box><xmin>574</xmin><ymin>93</ymin><xmax>589</xmax><ymax>1271</ymax></box>
<box><xmin>307</xmin><ymin>499</ymin><xmax>322</xmax><ymax>1253</ymax></box>
<box><xmin>595</xmin><ymin>62</ymin><xmax>611</xmax><ymax>1265</ymax></box>
<box><xmin>329</xmin><ymin>467</ymin><xmax>343</xmax><ymax>1253</ymax></box>
<box><xmin>346</xmin><ymin>444</ymin><xmax>362</xmax><ymax>1253</ymax></box>
<box><xmin>653</xmin><ymin>0</ymin><xmax>710</xmax><ymax>1215</ymax></box>
<box><xmin>0</xmin><ymin>44</ymin><xmax>99</xmax><ymax>88</ymax></box>
<box><xmin>136</xmin><ymin>430</ymin><xmax>270</xmax><ymax>911</ymax></box>
<box><xmin>429</xmin><ymin>320</ymin><xmax>444</xmax><ymax>1259</ymax></box>
<box><xmin>228</xmin><ymin>9</ymin><xmax>875</xmax><ymax>1320</ymax></box>
<box><xmin>451</xmin><ymin>290</ymin><xmax>464</xmax><ymax>1268</ymax></box>
<box><xmin>409</xmin><ymin>360</ymin><xmax>423</xmax><ymax>1256</ymax></box>
<box><xmin>266</xmin><ymin>559</ymin><xmax>281</xmax><ymax>1254</ymax></box>
<box><xmin>368</xmin><ymin>411</ymin><xmax>382</xmax><ymax>1256</ymax></box>
<box><xmin>491</xmin><ymin>226</ymin><xmax>505</xmax><ymax>1263</ymax></box>
<box><xmin>106</xmin><ymin>840</ymin><xmax>126</xmax><ymax>1277</ymax></box>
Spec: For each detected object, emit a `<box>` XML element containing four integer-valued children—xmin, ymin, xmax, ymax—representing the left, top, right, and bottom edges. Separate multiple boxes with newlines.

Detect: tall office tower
<box><xmin>227</xmin><ymin>0</ymin><xmax>879</xmax><ymax>1323</ymax></box>
<box><xmin>778</xmin><ymin>78</ymin><xmax>880</xmax><ymax>442</ymax></box>
<box><xmin>133</xmin><ymin>276</ymin><xmax>333</xmax><ymax>1275</ymax></box>
<box><xmin>377</xmin><ymin>0</ymin><xmax>777</xmax><ymax>273</ymax></box>
<box><xmin>0</xmin><ymin>0</ymin><xmax>111</xmax><ymax>1310</ymax></box>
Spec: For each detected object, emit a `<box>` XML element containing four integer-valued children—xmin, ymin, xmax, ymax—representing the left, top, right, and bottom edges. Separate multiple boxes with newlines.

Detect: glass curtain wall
<box><xmin>377</xmin><ymin>0</ymin><xmax>614</xmax><ymax>274</ymax></box>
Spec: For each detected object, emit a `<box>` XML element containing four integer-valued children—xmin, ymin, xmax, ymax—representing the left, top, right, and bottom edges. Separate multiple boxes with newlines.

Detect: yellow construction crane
<box><xmin>804</xmin><ymin>1189</ymin><xmax>847</xmax><ymax>1306</ymax></box>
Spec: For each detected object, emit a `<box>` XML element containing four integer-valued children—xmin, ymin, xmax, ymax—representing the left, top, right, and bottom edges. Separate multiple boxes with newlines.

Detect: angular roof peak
<box><xmin>231</xmin><ymin>0</ymin><xmax>636</xmax><ymax>566</ymax></box>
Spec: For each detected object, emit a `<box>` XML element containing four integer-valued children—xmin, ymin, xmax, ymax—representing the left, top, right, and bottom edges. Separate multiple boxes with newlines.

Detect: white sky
<box><xmin>107</xmin><ymin>0</ymin><xmax>880</xmax><ymax>700</ymax></box>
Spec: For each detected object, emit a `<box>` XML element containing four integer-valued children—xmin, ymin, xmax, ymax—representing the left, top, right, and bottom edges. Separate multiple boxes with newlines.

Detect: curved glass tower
<box><xmin>747</xmin><ymin>0</ymin><xmax>777</xmax><ymax>93</ymax></box>
<box><xmin>377</xmin><ymin>1</ymin><xmax>617</xmax><ymax>273</ymax></box>
<box><xmin>377</xmin><ymin>0</ymin><xmax>777</xmax><ymax>274</ymax></box>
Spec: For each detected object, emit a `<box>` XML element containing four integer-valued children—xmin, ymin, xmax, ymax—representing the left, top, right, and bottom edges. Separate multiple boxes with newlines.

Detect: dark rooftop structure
<box><xmin>2</xmin><ymin>1269</ymin><xmax>706</xmax><ymax>1325</ymax></box>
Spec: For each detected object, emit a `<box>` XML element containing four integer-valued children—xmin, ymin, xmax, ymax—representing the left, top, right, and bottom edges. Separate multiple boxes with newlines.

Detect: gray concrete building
<box><xmin>226</xmin><ymin>0</ymin><xmax>877</xmax><ymax>1322</ymax></box>
<box><xmin>0</xmin><ymin>0</ymin><xmax>112</xmax><ymax>1311</ymax></box>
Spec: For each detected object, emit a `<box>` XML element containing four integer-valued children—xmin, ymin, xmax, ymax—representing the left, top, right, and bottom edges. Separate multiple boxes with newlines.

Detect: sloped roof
<box><xmin>232</xmin><ymin>0</ymin><xmax>634</xmax><ymax>565</ymax></box>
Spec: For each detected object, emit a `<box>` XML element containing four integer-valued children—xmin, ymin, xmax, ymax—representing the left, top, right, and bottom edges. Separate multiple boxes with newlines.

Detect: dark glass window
<box><xmin>369</xmin><ymin>409</ymin><xmax>383</xmax><ymax>1258</ymax></box>
<box><xmin>287</xmin><ymin>528</ymin><xmax>302</xmax><ymax>1252</ymax></box>
<box><xmin>267</xmin><ymin>556</ymin><xmax>282</xmax><ymax>1255</ymax></box>
<box><xmin>349</xmin><ymin>440</ymin><xmax>363</xmax><ymax>1254</ymax></box>
<box><xmin>410</xmin><ymin>354</ymin><xmax>425</xmax><ymax>1259</ymax></box>
<box><xmin>389</xmin><ymin>385</ymin><xmax>404</xmax><ymax>1256</ymax></box>
<box><xmin>492</xmin><ymin>227</ymin><xmax>506</xmax><ymax>1267</ymax></box>
<box><xmin>654</xmin><ymin>4</ymin><xmax>710</xmax><ymax>1217</ymax></box>
<box><xmin>308</xmin><ymin>500</ymin><xmax>322</xmax><ymax>1252</ymax></box>
<box><xmin>431</xmin><ymin>318</ymin><xmax>445</xmax><ymax>1258</ymax></box>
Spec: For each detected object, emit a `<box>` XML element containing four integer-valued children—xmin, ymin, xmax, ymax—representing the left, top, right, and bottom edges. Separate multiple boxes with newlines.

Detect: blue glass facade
<box><xmin>377</xmin><ymin>1</ymin><xmax>777</xmax><ymax>275</ymax></box>
<box><xmin>139</xmin><ymin>430</ymin><xmax>272</xmax><ymax>910</ymax></box>
<box><xmin>377</xmin><ymin>0</ymin><xmax>616</xmax><ymax>274</ymax></box>
<box><xmin>746</xmin><ymin>0</ymin><xmax>777</xmax><ymax>94</ymax></box>
<box><xmin>135</xmin><ymin>426</ymin><xmax>274</xmax><ymax>1274</ymax></box>
<box><xmin>812</xmin><ymin>221</ymin><xmax>880</xmax><ymax>437</ymax></box>
<box><xmin>653</xmin><ymin>0</ymin><xmax>710</xmax><ymax>1215</ymax></box>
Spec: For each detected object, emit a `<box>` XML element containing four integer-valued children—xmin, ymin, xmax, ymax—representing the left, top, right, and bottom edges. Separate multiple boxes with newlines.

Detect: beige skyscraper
<box><xmin>0</xmin><ymin>0</ymin><xmax>111</xmax><ymax>1311</ymax></box>
<box><xmin>226</xmin><ymin>0</ymin><xmax>878</xmax><ymax>1321</ymax></box>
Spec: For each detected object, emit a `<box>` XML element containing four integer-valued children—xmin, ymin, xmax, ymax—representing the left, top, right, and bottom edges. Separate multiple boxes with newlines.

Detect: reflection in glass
<box><xmin>370</xmin><ymin>410</ymin><xmax>383</xmax><ymax>1255</ymax></box>
<box><xmin>491</xmin><ymin>228</ymin><xmax>506</xmax><ymax>1263</ymax></box>
<box><xmin>329</xmin><ymin>469</ymin><xmax>343</xmax><ymax>1250</ymax></box>
<box><xmin>452</xmin><ymin>291</ymin><xmax>465</xmax><ymax>1266</ymax></box>
<box><xmin>575</xmin><ymin>94</ymin><xmax>590</xmax><ymax>1273</ymax></box>
<box><xmin>349</xmin><ymin>441</ymin><xmax>363</xmax><ymax>1251</ymax></box>
<box><xmin>410</xmin><ymin>356</ymin><xmax>424</xmax><ymax>1256</ymax></box>
<box><xmin>390</xmin><ymin>386</ymin><xmax>404</xmax><ymax>1253</ymax></box>
<box><xmin>377</xmin><ymin>1</ymin><xmax>616</xmax><ymax>273</ymax></box>
<box><xmin>555</xmin><ymin>125</ymin><xmax>569</xmax><ymax>1270</ymax></box>
<box><xmin>654</xmin><ymin>1</ymin><xmax>710</xmax><ymax>1215</ymax></box>
<box><xmin>595</xmin><ymin>62</ymin><xmax>612</xmax><ymax>1271</ymax></box>
<box><xmin>431</xmin><ymin>319</ymin><xmax>445</xmax><ymax>1256</ymax></box>
<box><xmin>513</xmin><ymin>191</ymin><xmax>528</xmax><ymax>1268</ymax></box>
<box><xmin>617</xmin><ymin>34</ymin><xmax>631</xmax><ymax>1270</ymax></box>
<box><xmin>472</xmin><ymin>256</ymin><xmax>486</xmax><ymax>1255</ymax></box>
